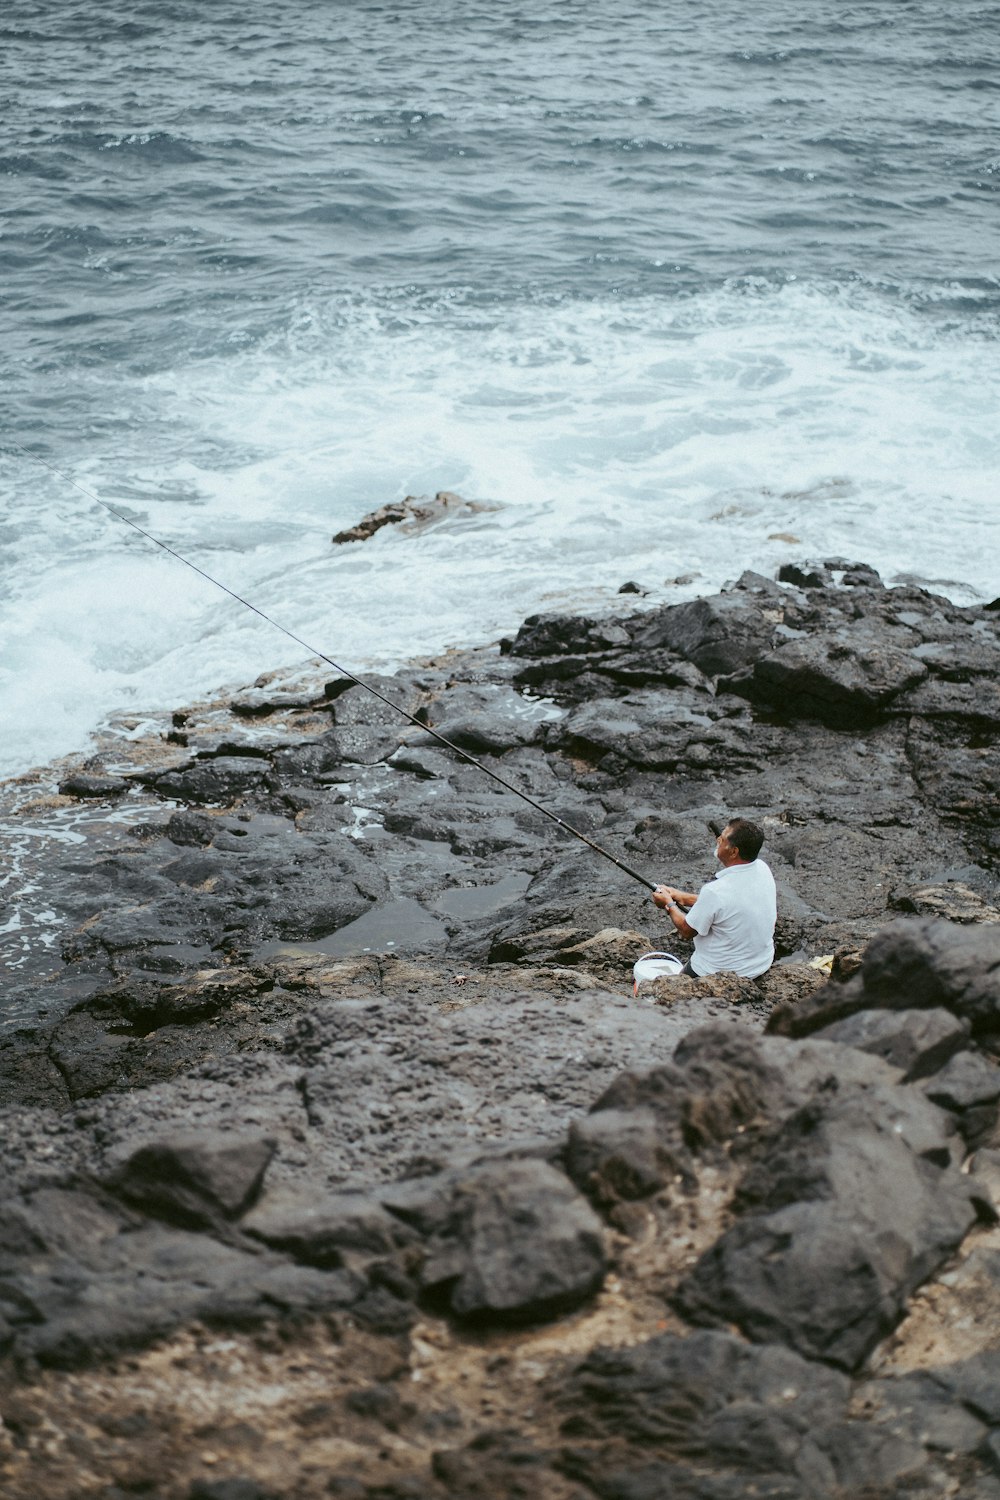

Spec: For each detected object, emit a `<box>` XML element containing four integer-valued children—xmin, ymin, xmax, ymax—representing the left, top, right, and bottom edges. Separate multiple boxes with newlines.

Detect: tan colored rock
<box><xmin>556</xmin><ymin>927</ymin><xmax>653</xmax><ymax>974</ymax></box>
<box><xmin>833</xmin><ymin>944</ymin><xmax>865</xmax><ymax>980</ymax></box>
<box><xmin>756</xmin><ymin>962</ymin><xmax>830</xmax><ymax>1007</ymax></box>
<box><xmin>642</xmin><ymin>962</ymin><xmax>827</xmax><ymax>1009</ymax></box>
<box><xmin>254</xmin><ymin>953</ymin><xmax>381</xmax><ymax>997</ymax></box>
<box><xmin>644</xmin><ymin>971</ymin><xmax>759</xmax><ymax>1004</ymax></box>
<box><xmin>890</xmin><ymin>882</ymin><xmax>1000</xmax><ymax>925</ymax></box>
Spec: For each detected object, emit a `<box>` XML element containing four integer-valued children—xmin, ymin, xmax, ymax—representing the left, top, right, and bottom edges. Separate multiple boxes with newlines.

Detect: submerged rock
<box><xmin>331</xmin><ymin>490</ymin><xmax>495</xmax><ymax>544</ymax></box>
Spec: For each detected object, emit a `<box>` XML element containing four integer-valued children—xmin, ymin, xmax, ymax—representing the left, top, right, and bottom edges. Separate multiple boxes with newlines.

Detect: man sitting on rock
<box><xmin>652</xmin><ymin>818</ymin><xmax>776</xmax><ymax>979</ymax></box>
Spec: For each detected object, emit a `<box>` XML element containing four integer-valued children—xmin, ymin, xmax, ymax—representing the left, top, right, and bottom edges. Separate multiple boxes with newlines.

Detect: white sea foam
<box><xmin>2</xmin><ymin>280</ymin><xmax>998</xmax><ymax>780</ymax></box>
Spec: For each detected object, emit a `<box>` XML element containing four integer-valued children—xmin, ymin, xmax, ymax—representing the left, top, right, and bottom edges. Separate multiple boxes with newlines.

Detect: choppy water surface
<box><xmin>2</xmin><ymin>0</ymin><xmax>998</xmax><ymax>778</ymax></box>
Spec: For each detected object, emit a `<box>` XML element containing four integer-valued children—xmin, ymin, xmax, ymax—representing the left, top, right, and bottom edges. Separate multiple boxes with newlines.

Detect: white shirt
<box><xmin>685</xmin><ymin>858</ymin><xmax>776</xmax><ymax>979</ymax></box>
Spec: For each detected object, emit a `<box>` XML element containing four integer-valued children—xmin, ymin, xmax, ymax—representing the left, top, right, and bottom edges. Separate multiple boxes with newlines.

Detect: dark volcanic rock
<box><xmin>321</xmin><ymin>677</ymin><xmax>422</xmax><ymax>764</ymax></box>
<box><xmin>4</xmin><ymin>561</ymin><xmax>1000</xmax><ymax>1499</ymax></box>
<box><xmin>12</xmin><ymin>1225</ymin><xmax>362</xmax><ymax>1370</ymax></box>
<box><xmin>924</xmin><ymin>1051</ymin><xmax>1000</xmax><ymax>1114</ymax></box>
<box><xmin>778</xmin><ymin>559</ymin><xmax>833</xmax><ymax>589</ymax></box>
<box><xmin>629</xmin><ymin>585</ymin><xmax>783</xmax><ymax>677</ymax></box>
<box><xmin>284</xmin><ymin>988</ymin><xmax>686</xmax><ymax>1184</ymax></box>
<box><xmin>731</xmin><ymin>620</ymin><xmax>928</xmax><ymax>726</ymax></box>
<box><xmin>85</xmin><ymin>967</ymin><xmax>271</xmax><ymax>1033</ymax></box>
<box><xmin>673</xmin><ymin>1088</ymin><xmax>976</xmax><ymax>1370</ymax></box>
<box><xmin>165</xmin><ymin>808</ymin><xmax>221</xmax><ymax>846</ymax></box>
<box><xmin>58</xmin><ymin>773</ymin><xmax>130</xmax><ymax>798</ymax></box>
<box><xmin>594</xmin><ymin>1024</ymin><xmax>788</xmax><ymax>1154</ymax></box>
<box><xmin>509</xmin><ymin>612</ymin><xmax>633</xmax><ymax>659</ymax></box>
<box><xmin>768</xmin><ymin>917</ymin><xmax>1000</xmax><ymax>1039</ymax></box>
<box><xmin>923</xmin><ymin>1348</ymin><xmax>1000</xmax><ymax>1426</ymax></box>
<box><xmin>70</xmin><ymin>816</ymin><xmax>391</xmax><ymax>963</ymax></box>
<box><xmin>140</xmin><ymin>754</ymin><xmax>275</xmax><ymax>805</ymax></box>
<box><xmin>415</xmin><ymin>1158</ymin><xmax>607</xmax><ymax>1324</ymax></box>
<box><xmin>563</xmin><ymin>1331</ymin><xmax>855</xmax><ymax>1492</ymax></box>
<box><xmin>242</xmin><ymin>1188</ymin><xmax>417</xmax><ymax>1268</ymax></box>
<box><xmin>0</xmin><ymin>1176</ymin><xmax>362</xmax><ymax>1370</ymax></box>
<box><xmin>416</xmin><ymin>682</ymin><xmax>554</xmax><ymax>756</ymax></box>
<box><xmin>811</xmin><ymin>1006</ymin><xmax>971</xmax><ymax>1080</ymax></box>
<box><xmin>862</xmin><ymin>919</ymin><xmax>1000</xmax><ymax>1030</ymax></box>
<box><xmin>108</xmin><ymin>1130</ymin><xmax>278</xmax><ymax>1225</ymax></box>
<box><xmin>431</xmin><ymin>1432</ymin><xmax>557</xmax><ymax>1498</ymax></box>
<box><xmin>923</xmin><ymin>1051</ymin><xmax>1000</xmax><ymax>1147</ymax></box>
<box><xmin>189</xmin><ymin>1478</ymin><xmax>278</xmax><ymax>1500</ymax></box>
<box><xmin>565</xmin><ymin>1106</ymin><xmax>681</xmax><ymax>1209</ymax></box>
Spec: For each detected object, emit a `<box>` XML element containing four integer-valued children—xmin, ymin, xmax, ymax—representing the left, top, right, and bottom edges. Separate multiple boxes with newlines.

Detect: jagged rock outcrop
<box><xmin>2</xmin><ymin>563</ymin><xmax>1000</xmax><ymax>1499</ymax></box>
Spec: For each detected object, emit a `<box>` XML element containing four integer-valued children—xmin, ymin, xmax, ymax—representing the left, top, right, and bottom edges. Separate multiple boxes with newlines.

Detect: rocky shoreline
<box><xmin>2</xmin><ymin>559</ymin><xmax>1000</xmax><ymax>1499</ymax></box>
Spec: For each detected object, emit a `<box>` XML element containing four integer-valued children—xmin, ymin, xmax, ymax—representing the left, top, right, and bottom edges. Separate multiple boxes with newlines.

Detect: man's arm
<box><xmin>652</xmin><ymin>884</ymin><xmax>698</xmax><ymax>907</ymax></box>
<box><xmin>652</xmin><ymin>885</ymin><xmax>698</xmax><ymax>940</ymax></box>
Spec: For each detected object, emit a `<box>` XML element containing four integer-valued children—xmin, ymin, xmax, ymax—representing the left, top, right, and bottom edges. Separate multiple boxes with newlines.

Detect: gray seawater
<box><xmin>1</xmin><ymin>0</ymin><xmax>999</xmax><ymax>780</ymax></box>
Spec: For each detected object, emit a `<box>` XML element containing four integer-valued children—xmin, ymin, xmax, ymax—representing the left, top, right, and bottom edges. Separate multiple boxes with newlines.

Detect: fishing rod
<box><xmin>8</xmin><ymin>440</ymin><xmax>659</xmax><ymax>894</ymax></box>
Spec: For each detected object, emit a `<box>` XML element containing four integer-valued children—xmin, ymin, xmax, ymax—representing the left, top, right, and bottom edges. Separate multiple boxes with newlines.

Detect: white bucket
<box><xmin>632</xmin><ymin>951</ymin><xmax>684</xmax><ymax>995</ymax></box>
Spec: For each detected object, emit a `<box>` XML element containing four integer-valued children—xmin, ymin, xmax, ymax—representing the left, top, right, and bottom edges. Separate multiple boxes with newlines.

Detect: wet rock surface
<box><xmin>331</xmin><ymin>490</ymin><xmax>497</xmax><ymax>545</ymax></box>
<box><xmin>2</xmin><ymin>562</ymin><xmax>1000</xmax><ymax>1499</ymax></box>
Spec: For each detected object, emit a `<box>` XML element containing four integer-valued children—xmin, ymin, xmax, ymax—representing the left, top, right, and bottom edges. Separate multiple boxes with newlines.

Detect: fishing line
<box><xmin>7</xmin><ymin>440</ymin><xmax>658</xmax><ymax>892</ymax></box>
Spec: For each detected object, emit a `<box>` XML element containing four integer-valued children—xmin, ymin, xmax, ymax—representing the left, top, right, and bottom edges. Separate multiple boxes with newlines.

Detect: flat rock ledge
<box><xmin>2</xmin><ymin>559</ymin><xmax>1000</xmax><ymax>1500</ymax></box>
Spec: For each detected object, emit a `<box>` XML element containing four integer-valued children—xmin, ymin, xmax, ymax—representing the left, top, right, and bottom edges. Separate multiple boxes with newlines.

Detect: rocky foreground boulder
<box><xmin>1</xmin><ymin>560</ymin><xmax>999</xmax><ymax>1498</ymax></box>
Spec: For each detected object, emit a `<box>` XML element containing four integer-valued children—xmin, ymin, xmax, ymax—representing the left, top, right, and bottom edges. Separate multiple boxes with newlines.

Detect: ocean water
<box><xmin>2</xmin><ymin>0</ymin><xmax>998</xmax><ymax>782</ymax></box>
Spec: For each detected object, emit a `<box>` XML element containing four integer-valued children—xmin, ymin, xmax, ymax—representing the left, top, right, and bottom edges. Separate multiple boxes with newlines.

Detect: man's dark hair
<box><xmin>725</xmin><ymin>817</ymin><xmax>765</xmax><ymax>862</ymax></box>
